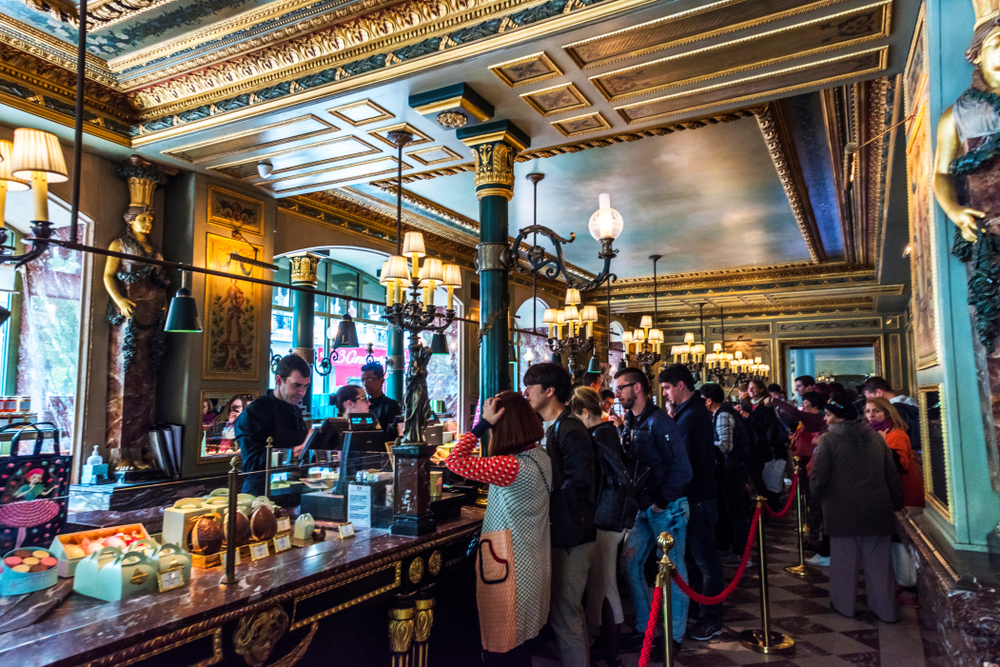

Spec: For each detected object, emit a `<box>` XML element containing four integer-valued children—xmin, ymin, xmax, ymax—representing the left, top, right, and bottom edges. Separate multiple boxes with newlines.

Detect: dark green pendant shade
<box><xmin>586</xmin><ymin>356</ymin><xmax>601</xmax><ymax>374</ymax></box>
<box><xmin>616</xmin><ymin>359</ymin><xmax>627</xmax><ymax>373</ymax></box>
<box><xmin>431</xmin><ymin>332</ymin><xmax>449</xmax><ymax>355</ymax></box>
<box><xmin>164</xmin><ymin>274</ymin><xmax>202</xmax><ymax>333</ymax></box>
<box><xmin>508</xmin><ymin>342</ymin><xmax>517</xmax><ymax>364</ymax></box>
<box><xmin>333</xmin><ymin>312</ymin><xmax>359</xmax><ymax>347</ymax></box>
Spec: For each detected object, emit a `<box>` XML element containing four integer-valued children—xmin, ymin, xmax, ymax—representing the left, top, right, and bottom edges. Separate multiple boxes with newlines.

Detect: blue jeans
<box><xmin>686</xmin><ymin>497</ymin><xmax>725</xmax><ymax>626</ymax></box>
<box><xmin>623</xmin><ymin>498</ymin><xmax>689</xmax><ymax>642</ymax></box>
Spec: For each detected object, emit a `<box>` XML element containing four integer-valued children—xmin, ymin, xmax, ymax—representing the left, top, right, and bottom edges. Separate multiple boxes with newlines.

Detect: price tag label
<box><xmin>220</xmin><ymin>550</ymin><xmax>241</xmax><ymax>568</ymax></box>
<box><xmin>157</xmin><ymin>568</ymin><xmax>185</xmax><ymax>593</ymax></box>
<box><xmin>338</xmin><ymin>522</ymin><xmax>355</xmax><ymax>540</ymax></box>
<box><xmin>273</xmin><ymin>534</ymin><xmax>291</xmax><ymax>553</ymax></box>
<box><xmin>276</xmin><ymin>516</ymin><xmax>291</xmax><ymax>533</ymax></box>
<box><xmin>249</xmin><ymin>542</ymin><xmax>270</xmax><ymax>561</ymax></box>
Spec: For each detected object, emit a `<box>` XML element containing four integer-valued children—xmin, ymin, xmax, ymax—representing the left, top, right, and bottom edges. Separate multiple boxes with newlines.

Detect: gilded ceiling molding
<box><xmin>609</xmin><ymin>262</ymin><xmax>872</xmax><ymax>293</ymax></box>
<box><xmin>349</xmin><ymin>185</ymin><xmax>479</xmax><ymax>234</ymax></box>
<box><xmin>0</xmin><ymin>21</ymin><xmax>116</xmax><ymax>86</ymax></box>
<box><xmin>613</xmin><ymin>298</ymin><xmax>878</xmax><ymax>318</ymax></box>
<box><xmin>756</xmin><ymin>102</ymin><xmax>825</xmax><ymax>264</ymax></box>
<box><xmin>333</xmin><ymin>187</ymin><xmax>479</xmax><ymax>245</ymax></box>
<box><xmin>126</xmin><ymin>0</ymin><xmax>650</xmax><ymax>118</ymax></box>
<box><xmin>371</xmin><ymin>107</ymin><xmax>762</xmax><ymax>188</ymax></box>
<box><xmin>862</xmin><ymin>76</ymin><xmax>894</xmax><ymax>275</ymax></box>
<box><xmin>109</xmin><ymin>0</ymin><xmax>401</xmax><ymax>77</ymax></box>
<box><xmin>19</xmin><ymin>0</ymin><xmax>186</xmax><ymax>31</ymax></box>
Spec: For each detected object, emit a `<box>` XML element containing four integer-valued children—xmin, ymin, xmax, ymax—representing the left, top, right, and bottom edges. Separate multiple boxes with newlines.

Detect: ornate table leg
<box><xmin>412</xmin><ymin>592</ymin><xmax>435</xmax><ymax>667</ymax></box>
<box><xmin>389</xmin><ymin>598</ymin><xmax>416</xmax><ymax>667</ymax></box>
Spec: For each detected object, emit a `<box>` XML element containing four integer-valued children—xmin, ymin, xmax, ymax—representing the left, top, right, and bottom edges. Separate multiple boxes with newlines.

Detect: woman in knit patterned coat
<box><xmin>446</xmin><ymin>390</ymin><xmax>553</xmax><ymax>667</ymax></box>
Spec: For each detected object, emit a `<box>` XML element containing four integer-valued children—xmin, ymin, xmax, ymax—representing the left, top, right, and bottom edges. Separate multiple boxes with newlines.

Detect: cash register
<box><xmin>299</xmin><ymin>413</ymin><xmax>393</xmax><ymax>524</ymax></box>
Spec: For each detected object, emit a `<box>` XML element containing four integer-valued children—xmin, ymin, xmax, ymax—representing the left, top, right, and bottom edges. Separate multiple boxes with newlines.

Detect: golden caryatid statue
<box><xmin>933</xmin><ymin>0</ymin><xmax>1000</xmax><ymax>352</ymax></box>
<box><xmin>104</xmin><ymin>160</ymin><xmax>171</xmax><ymax>472</ymax></box>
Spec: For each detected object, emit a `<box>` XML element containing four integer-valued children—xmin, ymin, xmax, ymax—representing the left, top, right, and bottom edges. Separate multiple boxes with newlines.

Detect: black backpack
<box><xmin>715</xmin><ymin>403</ymin><xmax>751</xmax><ymax>470</ymax></box>
<box><xmin>590</xmin><ymin>423</ymin><xmax>641</xmax><ymax>532</ymax></box>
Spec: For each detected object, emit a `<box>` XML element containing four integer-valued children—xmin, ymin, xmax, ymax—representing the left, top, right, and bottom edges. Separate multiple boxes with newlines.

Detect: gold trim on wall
<box><xmin>489</xmin><ymin>51</ymin><xmax>564</xmax><ymax>88</ymax></box>
<box><xmin>290</xmin><ymin>561</ymin><xmax>402</xmax><ymax>630</ymax></box>
<box><xmin>919</xmin><ymin>383</ymin><xmax>952</xmax><ymax>524</ymax></box>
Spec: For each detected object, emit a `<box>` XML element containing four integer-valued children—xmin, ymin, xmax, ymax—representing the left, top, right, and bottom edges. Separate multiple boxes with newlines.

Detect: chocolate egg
<box><xmin>103</xmin><ymin>536</ymin><xmax>126</xmax><ymax>549</ymax></box>
<box><xmin>250</xmin><ymin>505</ymin><xmax>278</xmax><ymax>542</ymax></box>
<box><xmin>189</xmin><ymin>515</ymin><xmax>224</xmax><ymax>555</ymax></box>
<box><xmin>86</xmin><ymin>542</ymin><xmax>103</xmax><ymax>555</ymax></box>
<box><xmin>222</xmin><ymin>510</ymin><xmax>251</xmax><ymax>547</ymax></box>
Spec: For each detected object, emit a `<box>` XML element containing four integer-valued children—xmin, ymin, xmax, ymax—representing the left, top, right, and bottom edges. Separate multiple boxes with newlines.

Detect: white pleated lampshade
<box><xmin>580</xmin><ymin>305</ymin><xmax>599</xmax><ymax>322</ymax></box>
<box><xmin>419</xmin><ymin>257</ymin><xmax>443</xmax><ymax>282</ymax></box>
<box><xmin>564</xmin><ymin>288</ymin><xmax>581</xmax><ymax>305</ymax></box>
<box><xmin>383</xmin><ymin>255</ymin><xmax>410</xmax><ymax>281</ymax></box>
<box><xmin>11</xmin><ymin>129</ymin><xmax>67</xmax><ymax>182</ymax></box>
<box><xmin>441</xmin><ymin>263</ymin><xmax>462</xmax><ymax>287</ymax></box>
<box><xmin>542</xmin><ymin>308</ymin><xmax>557</xmax><ymax>324</ymax></box>
<box><xmin>0</xmin><ymin>140</ymin><xmax>30</xmax><ymax>191</ymax></box>
<box><xmin>402</xmin><ymin>231</ymin><xmax>427</xmax><ymax>257</ymax></box>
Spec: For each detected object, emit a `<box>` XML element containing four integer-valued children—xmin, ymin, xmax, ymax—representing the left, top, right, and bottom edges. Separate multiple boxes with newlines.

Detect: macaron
<box><xmin>3</xmin><ymin>556</ymin><xmax>21</xmax><ymax>567</ymax></box>
<box><xmin>28</xmin><ymin>564</ymin><xmax>47</xmax><ymax>572</ymax></box>
<box><xmin>21</xmin><ymin>557</ymin><xmax>39</xmax><ymax>566</ymax></box>
<box><xmin>40</xmin><ymin>556</ymin><xmax>57</xmax><ymax>567</ymax></box>
<box><xmin>13</xmin><ymin>550</ymin><xmax>31</xmax><ymax>558</ymax></box>
<box><xmin>12</xmin><ymin>564</ymin><xmax>29</xmax><ymax>573</ymax></box>
<box><xmin>31</xmin><ymin>550</ymin><xmax>47</xmax><ymax>559</ymax></box>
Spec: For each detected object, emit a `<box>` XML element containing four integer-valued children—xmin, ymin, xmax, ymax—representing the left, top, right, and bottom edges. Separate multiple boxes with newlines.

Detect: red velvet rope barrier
<box><xmin>637</xmin><ymin>586</ymin><xmax>662</xmax><ymax>667</ymax></box>
<box><xmin>761</xmin><ymin>472</ymin><xmax>798</xmax><ymax>518</ymax></box>
<box><xmin>671</xmin><ymin>504</ymin><xmax>762</xmax><ymax>606</ymax></box>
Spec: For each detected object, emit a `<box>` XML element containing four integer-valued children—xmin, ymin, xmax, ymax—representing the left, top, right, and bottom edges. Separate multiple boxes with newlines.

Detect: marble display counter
<box><xmin>897</xmin><ymin>508</ymin><xmax>1000</xmax><ymax>666</ymax></box>
<box><xmin>0</xmin><ymin>507</ymin><xmax>484</xmax><ymax>667</ymax></box>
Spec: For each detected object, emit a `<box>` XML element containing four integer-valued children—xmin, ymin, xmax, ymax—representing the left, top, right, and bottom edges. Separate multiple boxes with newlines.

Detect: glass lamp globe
<box><xmin>588</xmin><ymin>193</ymin><xmax>624</xmax><ymax>241</ymax></box>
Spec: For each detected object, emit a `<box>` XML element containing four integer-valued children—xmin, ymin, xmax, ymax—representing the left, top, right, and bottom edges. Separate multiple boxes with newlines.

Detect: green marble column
<box><xmin>289</xmin><ymin>253</ymin><xmax>323</xmax><ymax>417</ymax></box>
<box><xmin>458</xmin><ymin>121</ymin><xmax>530</xmax><ymax>410</ymax></box>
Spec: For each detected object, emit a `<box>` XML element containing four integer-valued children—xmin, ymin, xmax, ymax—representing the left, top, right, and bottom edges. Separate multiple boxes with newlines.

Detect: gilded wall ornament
<box><xmin>427</xmin><ymin>549</ymin><xmax>442</xmax><ymax>575</ymax></box>
<box><xmin>408</xmin><ymin>556</ymin><xmax>424</xmax><ymax>584</ymax></box>
<box><xmin>436</xmin><ymin>110</ymin><xmax>467</xmax><ymax>128</ymax></box>
<box><xmin>471</xmin><ymin>142</ymin><xmax>515</xmax><ymax>197</ymax></box>
<box><xmin>233</xmin><ymin>606</ymin><xmax>290</xmax><ymax>667</ymax></box>
<box><xmin>288</xmin><ymin>254</ymin><xmax>323</xmax><ymax>286</ymax></box>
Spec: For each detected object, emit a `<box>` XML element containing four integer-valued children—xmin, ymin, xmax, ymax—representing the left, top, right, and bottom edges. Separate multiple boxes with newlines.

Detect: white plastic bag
<box><xmin>892</xmin><ymin>542</ymin><xmax>917</xmax><ymax>587</ymax></box>
<box><xmin>762</xmin><ymin>457</ymin><xmax>786</xmax><ymax>494</ymax></box>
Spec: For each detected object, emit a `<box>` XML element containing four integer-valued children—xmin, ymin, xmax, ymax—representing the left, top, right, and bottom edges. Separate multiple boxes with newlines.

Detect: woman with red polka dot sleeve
<box><xmin>445</xmin><ymin>391</ymin><xmax>553</xmax><ymax>666</ymax></box>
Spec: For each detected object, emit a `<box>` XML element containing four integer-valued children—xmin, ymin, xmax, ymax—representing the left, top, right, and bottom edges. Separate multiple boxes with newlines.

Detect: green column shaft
<box><xmin>479</xmin><ymin>194</ymin><xmax>510</xmax><ymax>403</ymax></box>
<box><xmin>386</xmin><ymin>326</ymin><xmax>404</xmax><ymax>402</ymax></box>
<box><xmin>292</xmin><ymin>286</ymin><xmax>315</xmax><ymax>414</ymax></box>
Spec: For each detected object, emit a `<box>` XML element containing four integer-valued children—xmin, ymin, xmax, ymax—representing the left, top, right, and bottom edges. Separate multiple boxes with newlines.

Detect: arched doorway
<box><xmin>514</xmin><ymin>297</ymin><xmax>553</xmax><ymax>389</ymax></box>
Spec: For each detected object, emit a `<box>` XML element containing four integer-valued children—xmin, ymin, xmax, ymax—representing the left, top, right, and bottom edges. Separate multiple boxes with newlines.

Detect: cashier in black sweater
<box><xmin>234</xmin><ymin>354</ymin><xmax>312</xmax><ymax>495</ymax></box>
<box><xmin>361</xmin><ymin>361</ymin><xmax>402</xmax><ymax>442</ymax></box>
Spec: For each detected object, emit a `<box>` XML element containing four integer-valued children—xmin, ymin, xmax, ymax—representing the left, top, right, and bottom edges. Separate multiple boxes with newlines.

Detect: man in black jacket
<box><xmin>661</xmin><ymin>364</ymin><xmax>724</xmax><ymax>640</ymax></box>
<box><xmin>615</xmin><ymin>367</ymin><xmax>692</xmax><ymax>652</ymax></box>
<box><xmin>523</xmin><ymin>363</ymin><xmax>596</xmax><ymax>667</ymax></box>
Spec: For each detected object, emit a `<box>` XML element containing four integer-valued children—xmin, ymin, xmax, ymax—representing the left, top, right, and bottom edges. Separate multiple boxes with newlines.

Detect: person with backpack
<box><xmin>614</xmin><ymin>367</ymin><xmax>692</xmax><ymax>655</ymax></box>
<box><xmin>701</xmin><ymin>383</ymin><xmax>751</xmax><ymax>566</ymax></box>
<box><xmin>522</xmin><ymin>363</ymin><xmax>597</xmax><ymax>667</ymax></box>
<box><xmin>568</xmin><ymin>386</ymin><xmax>633</xmax><ymax>667</ymax></box>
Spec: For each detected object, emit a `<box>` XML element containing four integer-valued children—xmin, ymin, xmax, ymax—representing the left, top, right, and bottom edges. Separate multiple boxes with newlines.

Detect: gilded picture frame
<box><xmin>203</xmin><ymin>233</ymin><xmax>264</xmax><ymax>381</ymax></box>
<box><xmin>207</xmin><ymin>185</ymin><xmax>264</xmax><ymax>235</ymax></box>
<box><xmin>918</xmin><ymin>383</ymin><xmax>952</xmax><ymax>523</ymax></box>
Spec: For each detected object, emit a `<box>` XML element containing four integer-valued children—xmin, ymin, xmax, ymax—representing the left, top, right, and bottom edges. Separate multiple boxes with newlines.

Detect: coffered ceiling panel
<box><xmin>268</xmin><ymin>156</ymin><xmax>406</xmax><ymax>195</ymax></box>
<box><xmin>211</xmin><ymin>135</ymin><xmax>382</xmax><ymax>180</ymax></box>
<box><xmin>165</xmin><ymin>114</ymin><xmax>338</xmax><ymax>164</ymax></box>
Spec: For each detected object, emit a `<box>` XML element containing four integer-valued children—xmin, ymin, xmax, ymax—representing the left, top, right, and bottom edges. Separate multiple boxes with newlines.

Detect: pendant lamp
<box><xmin>586</xmin><ymin>356</ymin><xmax>601</xmax><ymax>374</ymax></box>
<box><xmin>333</xmin><ymin>312</ymin><xmax>359</xmax><ymax>347</ymax></box>
<box><xmin>164</xmin><ymin>271</ymin><xmax>202</xmax><ymax>333</ymax></box>
<box><xmin>431</xmin><ymin>332</ymin><xmax>449</xmax><ymax>355</ymax></box>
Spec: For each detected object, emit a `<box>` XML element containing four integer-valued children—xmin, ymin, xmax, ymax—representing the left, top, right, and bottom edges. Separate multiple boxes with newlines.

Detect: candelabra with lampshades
<box><xmin>702</xmin><ymin>306</ymin><xmax>770</xmax><ymax>385</ymax></box>
<box><xmin>541</xmin><ymin>287</ymin><xmax>599</xmax><ymax>382</ymax></box>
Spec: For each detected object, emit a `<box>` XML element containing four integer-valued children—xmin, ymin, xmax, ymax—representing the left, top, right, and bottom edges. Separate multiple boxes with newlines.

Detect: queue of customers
<box><xmin>445</xmin><ymin>365</ymin><xmax>925</xmax><ymax>666</ymax></box>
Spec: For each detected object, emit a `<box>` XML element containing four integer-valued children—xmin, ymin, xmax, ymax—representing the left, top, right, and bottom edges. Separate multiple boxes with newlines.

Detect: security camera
<box><xmin>257</xmin><ymin>161</ymin><xmax>273</xmax><ymax>178</ymax></box>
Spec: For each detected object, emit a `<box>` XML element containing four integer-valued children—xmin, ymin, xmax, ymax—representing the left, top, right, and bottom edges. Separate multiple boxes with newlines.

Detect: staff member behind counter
<box><xmin>360</xmin><ymin>361</ymin><xmax>402</xmax><ymax>442</ymax></box>
<box><xmin>234</xmin><ymin>354</ymin><xmax>312</xmax><ymax>495</ymax></box>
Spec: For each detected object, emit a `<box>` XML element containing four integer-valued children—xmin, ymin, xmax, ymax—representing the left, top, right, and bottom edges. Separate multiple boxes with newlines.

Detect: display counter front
<box><xmin>0</xmin><ymin>507</ymin><xmax>484</xmax><ymax>667</ymax></box>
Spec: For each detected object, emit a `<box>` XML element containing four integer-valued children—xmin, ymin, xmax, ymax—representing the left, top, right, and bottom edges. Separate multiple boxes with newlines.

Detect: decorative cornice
<box><xmin>608</xmin><ymin>262</ymin><xmax>871</xmax><ymax>293</ymax></box>
<box><xmin>332</xmin><ymin>186</ymin><xmax>479</xmax><ymax>248</ymax></box>
<box><xmin>757</xmin><ymin>102</ymin><xmax>825</xmax><ymax>264</ymax></box>
<box><xmin>353</xmin><ymin>185</ymin><xmax>478</xmax><ymax>234</ymax></box>
<box><xmin>0</xmin><ymin>20</ymin><xmax>117</xmax><ymax>87</ymax></box>
<box><xmin>16</xmin><ymin>0</ymin><xmax>194</xmax><ymax>32</ymax></box>
<box><xmin>371</xmin><ymin>106</ymin><xmax>763</xmax><ymax>188</ymax></box>
<box><xmin>614</xmin><ymin>298</ymin><xmax>878</xmax><ymax>318</ymax></box>
<box><xmin>863</xmin><ymin>76</ymin><xmax>894</xmax><ymax>275</ymax></box>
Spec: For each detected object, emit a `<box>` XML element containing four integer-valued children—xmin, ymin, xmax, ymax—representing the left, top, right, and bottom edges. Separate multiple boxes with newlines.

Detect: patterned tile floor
<box><xmin>533</xmin><ymin>511</ymin><xmax>928</xmax><ymax>667</ymax></box>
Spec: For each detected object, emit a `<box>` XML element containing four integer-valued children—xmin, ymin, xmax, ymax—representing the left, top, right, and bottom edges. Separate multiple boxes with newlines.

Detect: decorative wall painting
<box><xmin>203</xmin><ymin>233</ymin><xmax>263</xmax><ymax>381</ymax></box>
<box><xmin>207</xmin><ymin>185</ymin><xmax>264</xmax><ymax>236</ymax></box>
<box><xmin>904</xmin><ymin>7</ymin><xmax>939</xmax><ymax>370</ymax></box>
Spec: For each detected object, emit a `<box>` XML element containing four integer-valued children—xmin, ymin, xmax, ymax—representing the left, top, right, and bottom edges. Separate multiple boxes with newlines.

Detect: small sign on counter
<box><xmin>273</xmin><ymin>534</ymin><xmax>291</xmax><ymax>553</ymax></box>
<box><xmin>347</xmin><ymin>484</ymin><xmax>372</xmax><ymax>529</ymax></box>
<box><xmin>220</xmin><ymin>550</ymin><xmax>241</xmax><ymax>568</ymax></box>
<box><xmin>249</xmin><ymin>542</ymin><xmax>270</xmax><ymax>562</ymax></box>
<box><xmin>338</xmin><ymin>522</ymin><xmax>355</xmax><ymax>539</ymax></box>
<box><xmin>157</xmin><ymin>568</ymin><xmax>185</xmax><ymax>593</ymax></box>
<box><xmin>276</xmin><ymin>516</ymin><xmax>291</xmax><ymax>533</ymax></box>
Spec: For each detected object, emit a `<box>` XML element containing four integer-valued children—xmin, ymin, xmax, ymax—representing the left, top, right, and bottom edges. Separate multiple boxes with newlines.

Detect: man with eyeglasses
<box><xmin>614</xmin><ymin>367</ymin><xmax>692</xmax><ymax>655</ymax></box>
<box><xmin>360</xmin><ymin>361</ymin><xmax>401</xmax><ymax>442</ymax></box>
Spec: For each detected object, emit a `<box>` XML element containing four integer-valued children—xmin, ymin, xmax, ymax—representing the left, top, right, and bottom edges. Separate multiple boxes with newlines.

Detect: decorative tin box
<box><xmin>1</xmin><ymin>547</ymin><xmax>58</xmax><ymax>595</ymax></box>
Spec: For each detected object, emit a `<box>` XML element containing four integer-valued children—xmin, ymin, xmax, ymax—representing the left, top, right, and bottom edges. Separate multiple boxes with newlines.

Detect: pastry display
<box><xmin>249</xmin><ymin>504</ymin><xmax>278</xmax><ymax>542</ymax></box>
<box><xmin>189</xmin><ymin>514</ymin><xmax>224</xmax><ymax>555</ymax></box>
<box><xmin>50</xmin><ymin>524</ymin><xmax>153</xmax><ymax>577</ymax></box>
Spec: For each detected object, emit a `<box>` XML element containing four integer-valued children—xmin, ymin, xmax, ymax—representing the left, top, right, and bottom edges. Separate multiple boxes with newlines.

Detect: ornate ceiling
<box><xmin>0</xmin><ymin>0</ymin><xmax>919</xmax><ymax>320</ymax></box>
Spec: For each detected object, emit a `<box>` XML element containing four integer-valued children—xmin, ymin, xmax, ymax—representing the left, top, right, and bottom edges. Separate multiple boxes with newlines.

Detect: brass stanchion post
<box><xmin>785</xmin><ymin>459</ymin><xmax>820</xmax><ymax>578</ymax></box>
<box><xmin>656</xmin><ymin>532</ymin><xmax>675</xmax><ymax>667</ymax></box>
<box><xmin>739</xmin><ymin>496</ymin><xmax>794</xmax><ymax>654</ymax></box>
<box><xmin>264</xmin><ymin>436</ymin><xmax>273</xmax><ymax>498</ymax></box>
<box><xmin>220</xmin><ymin>456</ymin><xmax>240</xmax><ymax>586</ymax></box>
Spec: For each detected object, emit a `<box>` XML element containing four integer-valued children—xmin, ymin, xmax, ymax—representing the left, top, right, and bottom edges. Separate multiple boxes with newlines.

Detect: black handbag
<box><xmin>0</xmin><ymin>422</ymin><xmax>71</xmax><ymax>552</ymax></box>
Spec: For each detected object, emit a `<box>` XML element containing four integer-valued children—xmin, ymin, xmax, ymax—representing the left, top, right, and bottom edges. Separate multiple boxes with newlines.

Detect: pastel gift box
<box><xmin>50</xmin><ymin>523</ymin><xmax>152</xmax><ymax>578</ymax></box>
<box><xmin>74</xmin><ymin>548</ymin><xmax>159</xmax><ymax>602</ymax></box>
<box><xmin>204</xmin><ymin>489</ymin><xmax>255</xmax><ymax>515</ymax></box>
<box><xmin>292</xmin><ymin>513</ymin><xmax>314</xmax><ymax>547</ymax></box>
<box><xmin>151</xmin><ymin>544</ymin><xmax>191</xmax><ymax>584</ymax></box>
<box><xmin>1</xmin><ymin>548</ymin><xmax>58</xmax><ymax>596</ymax></box>
<box><xmin>162</xmin><ymin>498</ymin><xmax>212</xmax><ymax>547</ymax></box>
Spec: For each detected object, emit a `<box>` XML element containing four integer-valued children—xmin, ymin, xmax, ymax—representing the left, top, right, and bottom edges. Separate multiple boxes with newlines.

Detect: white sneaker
<box><xmin>805</xmin><ymin>554</ymin><xmax>830</xmax><ymax>566</ymax></box>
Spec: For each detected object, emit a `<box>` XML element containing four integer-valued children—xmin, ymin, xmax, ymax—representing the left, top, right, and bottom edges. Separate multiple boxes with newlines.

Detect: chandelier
<box><xmin>703</xmin><ymin>307</ymin><xmax>770</xmax><ymax>385</ymax></box>
<box><xmin>621</xmin><ymin>255</ymin><xmax>663</xmax><ymax>380</ymax></box>
<box><xmin>670</xmin><ymin>303</ymin><xmax>707</xmax><ymax>379</ymax></box>
<box><xmin>542</xmin><ymin>287</ymin><xmax>598</xmax><ymax>381</ymax></box>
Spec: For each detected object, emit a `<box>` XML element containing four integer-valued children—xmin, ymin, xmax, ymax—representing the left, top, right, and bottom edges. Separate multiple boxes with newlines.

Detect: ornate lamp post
<box><xmin>381</xmin><ymin>130</ymin><xmax>462</xmax><ymax>536</ymax></box>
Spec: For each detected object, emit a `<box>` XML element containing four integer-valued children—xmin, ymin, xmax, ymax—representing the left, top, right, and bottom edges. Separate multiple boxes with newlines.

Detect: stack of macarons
<box><xmin>4</xmin><ymin>549</ymin><xmax>58</xmax><ymax>573</ymax></box>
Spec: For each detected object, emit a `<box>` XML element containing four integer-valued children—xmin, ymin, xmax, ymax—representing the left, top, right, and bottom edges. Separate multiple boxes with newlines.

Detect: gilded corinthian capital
<box><xmin>458</xmin><ymin>120</ymin><xmax>531</xmax><ymax>200</ymax></box>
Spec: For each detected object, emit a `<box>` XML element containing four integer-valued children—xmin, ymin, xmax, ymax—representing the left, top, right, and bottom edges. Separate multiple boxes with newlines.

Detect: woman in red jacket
<box><xmin>864</xmin><ymin>397</ymin><xmax>924</xmax><ymax>508</ymax></box>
